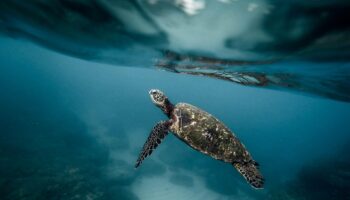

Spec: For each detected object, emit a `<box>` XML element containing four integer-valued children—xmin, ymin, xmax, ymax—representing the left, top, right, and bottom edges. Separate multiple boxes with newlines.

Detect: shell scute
<box><xmin>170</xmin><ymin>103</ymin><xmax>250</xmax><ymax>163</ymax></box>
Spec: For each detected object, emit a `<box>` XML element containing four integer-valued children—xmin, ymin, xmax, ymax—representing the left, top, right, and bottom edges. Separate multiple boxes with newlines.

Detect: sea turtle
<box><xmin>135</xmin><ymin>89</ymin><xmax>264</xmax><ymax>189</ymax></box>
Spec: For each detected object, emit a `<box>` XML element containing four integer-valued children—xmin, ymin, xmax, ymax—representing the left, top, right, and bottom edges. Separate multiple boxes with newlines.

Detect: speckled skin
<box><xmin>170</xmin><ymin>103</ymin><xmax>252</xmax><ymax>164</ymax></box>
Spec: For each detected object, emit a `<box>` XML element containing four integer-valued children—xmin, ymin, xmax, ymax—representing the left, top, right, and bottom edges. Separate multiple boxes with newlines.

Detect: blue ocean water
<box><xmin>1</xmin><ymin>36</ymin><xmax>350</xmax><ymax>200</ymax></box>
<box><xmin>1</xmin><ymin>1</ymin><xmax>350</xmax><ymax>199</ymax></box>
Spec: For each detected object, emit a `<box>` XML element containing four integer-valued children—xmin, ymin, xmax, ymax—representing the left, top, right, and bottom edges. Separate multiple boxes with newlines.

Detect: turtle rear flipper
<box><xmin>233</xmin><ymin>161</ymin><xmax>264</xmax><ymax>189</ymax></box>
<box><xmin>135</xmin><ymin>121</ymin><xmax>170</xmax><ymax>168</ymax></box>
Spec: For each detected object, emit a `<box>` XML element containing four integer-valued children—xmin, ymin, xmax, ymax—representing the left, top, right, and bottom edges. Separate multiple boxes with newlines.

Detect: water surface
<box><xmin>1</xmin><ymin>1</ymin><xmax>350</xmax><ymax>199</ymax></box>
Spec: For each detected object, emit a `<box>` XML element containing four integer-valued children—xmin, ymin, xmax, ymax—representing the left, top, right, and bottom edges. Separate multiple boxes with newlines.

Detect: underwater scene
<box><xmin>1</xmin><ymin>1</ymin><xmax>350</xmax><ymax>199</ymax></box>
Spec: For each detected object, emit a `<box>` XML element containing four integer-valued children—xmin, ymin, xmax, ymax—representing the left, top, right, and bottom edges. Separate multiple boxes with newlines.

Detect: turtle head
<box><xmin>149</xmin><ymin>89</ymin><xmax>173</xmax><ymax>117</ymax></box>
<box><xmin>149</xmin><ymin>89</ymin><xmax>167</xmax><ymax>107</ymax></box>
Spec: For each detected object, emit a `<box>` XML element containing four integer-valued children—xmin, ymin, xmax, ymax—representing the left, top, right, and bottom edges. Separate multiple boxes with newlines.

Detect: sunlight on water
<box><xmin>0</xmin><ymin>1</ymin><xmax>350</xmax><ymax>199</ymax></box>
<box><xmin>1</xmin><ymin>0</ymin><xmax>349</xmax><ymax>101</ymax></box>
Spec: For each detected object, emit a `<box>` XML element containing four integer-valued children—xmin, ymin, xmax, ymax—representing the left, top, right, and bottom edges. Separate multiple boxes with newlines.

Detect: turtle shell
<box><xmin>169</xmin><ymin>103</ymin><xmax>251</xmax><ymax>163</ymax></box>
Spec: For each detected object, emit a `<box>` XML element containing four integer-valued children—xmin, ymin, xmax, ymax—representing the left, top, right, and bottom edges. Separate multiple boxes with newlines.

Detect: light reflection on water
<box><xmin>0</xmin><ymin>0</ymin><xmax>350</xmax><ymax>102</ymax></box>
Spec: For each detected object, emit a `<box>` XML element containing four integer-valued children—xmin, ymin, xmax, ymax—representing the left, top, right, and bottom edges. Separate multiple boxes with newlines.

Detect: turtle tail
<box><xmin>233</xmin><ymin>161</ymin><xmax>264</xmax><ymax>189</ymax></box>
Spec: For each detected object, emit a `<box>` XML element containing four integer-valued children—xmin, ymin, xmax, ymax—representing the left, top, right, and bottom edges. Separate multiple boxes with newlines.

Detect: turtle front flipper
<box><xmin>135</xmin><ymin>120</ymin><xmax>171</xmax><ymax>168</ymax></box>
<box><xmin>233</xmin><ymin>161</ymin><xmax>264</xmax><ymax>189</ymax></box>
